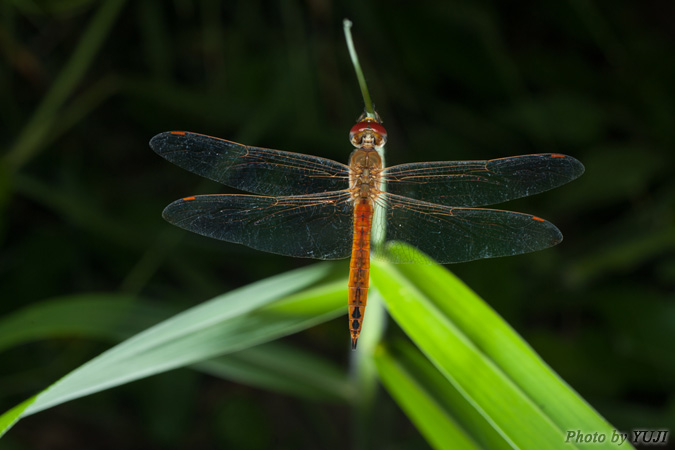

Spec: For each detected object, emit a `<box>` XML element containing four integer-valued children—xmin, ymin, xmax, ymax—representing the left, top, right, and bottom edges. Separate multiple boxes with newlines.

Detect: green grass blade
<box><xmin>0</xmin><ymin>294</ymin><xmax>171</xmax><ymax>352</ymax></box>
<box><xmin>5</xmin><ymin>0</ymin><xmax>128</xmax><ymax>170</ymax></box>
<box><xmin>0</xmin><ymin>396</ymin><xmax>36</xmax><ymax>439</ymax></box>
<box><xmin>0</xmin><ymin>282</ymin><xmax>349</xmax><ymax>422</ymax></box>
<box><xmin>371</xmin><ymin>245</ymin><xmax>630</xmax><ymax>450</ymax></box>
<box><xmin>0</xmin><ymin>263</ymin><xmax>345</xmax><ymax>433</ymax></box>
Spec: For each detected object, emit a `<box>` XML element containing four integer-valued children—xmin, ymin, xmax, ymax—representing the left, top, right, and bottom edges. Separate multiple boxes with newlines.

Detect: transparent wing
<box><xmin>374</xmin><ymin>193</ymin><xmax>563</xmax><ymax>264</ymax></box>
<box><xmin>382</xmin><ymin>153</ymin><xmax>584</xmax><ymax>207</ymax></box>
<box><xmin>162</xmin><ymin>191</ymin><xmax>354</xmax><ymax>260</ymax></box>
<box><xmin>150</xmin><ymin>131</ymin><xmax>350</xmax><ymax>196</ymax></box>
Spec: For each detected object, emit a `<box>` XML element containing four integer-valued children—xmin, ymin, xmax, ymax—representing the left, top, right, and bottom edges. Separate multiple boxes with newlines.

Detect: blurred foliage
<box><xmin>1</xmin><ymin>0</ymin><xmax>674</xmax><ymax>448</ymax></box>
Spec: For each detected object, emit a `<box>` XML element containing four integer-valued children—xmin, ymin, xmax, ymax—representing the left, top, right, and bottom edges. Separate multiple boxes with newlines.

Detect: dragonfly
<box><xmin>150</xmin><ymin>113</ymin><xmax>584</xmax><ymax>349</ymax></box>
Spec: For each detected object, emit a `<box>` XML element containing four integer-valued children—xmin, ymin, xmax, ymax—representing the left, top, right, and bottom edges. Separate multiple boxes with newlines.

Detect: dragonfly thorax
<box><xmin>349</xmin><ymin>149</ymin><xmax>382</xmax><ymax>199</ymax></box>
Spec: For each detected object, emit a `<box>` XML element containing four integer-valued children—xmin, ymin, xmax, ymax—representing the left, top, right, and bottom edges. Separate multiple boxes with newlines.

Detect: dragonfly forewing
<box><xmin>150</xmin><ymin>131</ymin><xmax>350</xmax><ymax>196</ymax></box>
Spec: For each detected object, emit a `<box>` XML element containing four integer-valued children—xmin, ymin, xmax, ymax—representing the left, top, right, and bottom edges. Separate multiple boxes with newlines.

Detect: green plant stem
<box><xmin>343</xmin><ymin>19</ymin><xmax>374</xmax><ymax>118</ymax></box>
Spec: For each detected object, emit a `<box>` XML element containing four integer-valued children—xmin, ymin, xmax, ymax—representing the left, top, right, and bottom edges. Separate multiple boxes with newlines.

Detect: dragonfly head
<box><xmin>349</xmin><ymin>116</ymin><xmax>387</xmax><ymax>149</ymax></box>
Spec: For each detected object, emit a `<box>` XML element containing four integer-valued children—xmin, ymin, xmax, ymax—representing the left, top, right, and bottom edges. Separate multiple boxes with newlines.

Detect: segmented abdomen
<box><xmin>348</xmin><ymin>198</ymin><xmax>373</xmax><ymax>349</ymax></box>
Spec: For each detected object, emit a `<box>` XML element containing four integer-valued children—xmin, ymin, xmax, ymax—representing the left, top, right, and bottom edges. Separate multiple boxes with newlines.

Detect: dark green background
<box><xmin>2</xmin><ymin>1</ymin><xmax>673</xmax><ymax>448</ymax></box>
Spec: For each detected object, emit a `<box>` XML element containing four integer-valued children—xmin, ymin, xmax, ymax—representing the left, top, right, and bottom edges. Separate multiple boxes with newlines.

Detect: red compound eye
<box><xmin>349</xmin><ymin>120</ymin><xmax>388</xmax><ymax>144</ymax></box>
<box><xmin>368</xmin><ymin>121</ymin><xmax>387</xmax><ymax>139</ymax></box>
<box><xmin>349</xmin><ymin>122</ymin><xmax>366</xmax><ymax>140</ymax></box>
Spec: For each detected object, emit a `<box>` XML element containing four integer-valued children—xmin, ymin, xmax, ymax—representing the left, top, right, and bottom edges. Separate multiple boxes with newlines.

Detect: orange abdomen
<box><xmin>348</xmin><ymin>198</ymin><xmax>374</xmax><ymax>349</ymax></box>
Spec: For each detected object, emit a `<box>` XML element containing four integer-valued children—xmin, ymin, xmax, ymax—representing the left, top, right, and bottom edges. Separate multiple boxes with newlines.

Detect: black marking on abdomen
<box><xmin>351</xmin><ymin>307</ymin><xmax>362</xmax><ymax>319</ymax></box>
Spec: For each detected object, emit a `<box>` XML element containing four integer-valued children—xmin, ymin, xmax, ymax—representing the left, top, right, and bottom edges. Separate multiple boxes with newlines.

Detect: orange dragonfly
<box><xmin>150</xmin><ymin>113</ymin><xmax>584</xmax><ymax>349</ymax></box>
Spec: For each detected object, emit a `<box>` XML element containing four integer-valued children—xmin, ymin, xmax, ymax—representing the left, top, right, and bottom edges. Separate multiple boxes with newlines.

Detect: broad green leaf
<box><xmin>375</xmin><ymin>340</ymin><xmax>513</xmax><ymax>450</ymax></box>
<box><xmin>374</xmin><ymin>343</ymin><xmax>482</xmax><ymax>450</ymax></box>
<box><xmin>196</xmin><ymin>342</ymin><xmax>352</xmax><ymax>402</ymax></box>
<box><xmin>371</xmin><ymin>244</ymin><xmax>630</xmax><ymax>450</ymax></box>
